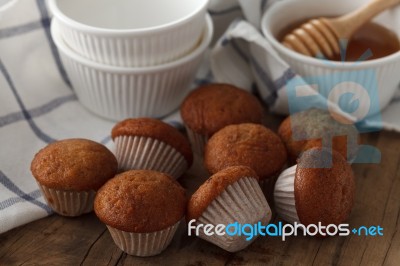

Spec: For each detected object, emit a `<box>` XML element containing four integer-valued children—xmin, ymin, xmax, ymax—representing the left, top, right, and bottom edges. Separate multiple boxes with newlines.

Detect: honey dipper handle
<box><xmin>330</xmin><ymin>0</ymin><xmax>400</xmax><ymax>38</ymax></box>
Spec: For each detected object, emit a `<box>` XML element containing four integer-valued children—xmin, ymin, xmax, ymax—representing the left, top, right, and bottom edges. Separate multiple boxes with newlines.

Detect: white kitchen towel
<box><xmin>0</xmin><ymin>0</ymin><xmax>399</xmax><ymax>234</ymax></box>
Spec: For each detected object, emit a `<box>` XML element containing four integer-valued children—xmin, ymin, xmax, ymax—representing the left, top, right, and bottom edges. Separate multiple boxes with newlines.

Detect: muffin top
<box><xmin>94</xmin><ymin>170</ymin><xmax>186</xmax><ymax>233</ymax></box>
<box><xmin>295</xmin><ymin>148</ymin><xmax>355</xmax><ymax>226</ymax></box>
<box><xmin>31</xmin><ymin>138</ymin><xmax>118</xmax><ymax>191</ymax></box>
<box><xmin>187</xmin><ymin>166</ymin><xmax>258</xmax><ymax>221</ymax></box>
<box><xmin>278</xmin><ymin>108</ymin><xmax>359</xmax><ymax>162</ymax></box>
<box><xmin>111</xmin><ymin>118</ymin><xmax>193</xmax><ymax>166</ymax></box>
<box><xmin>180</xmin><ymin>83</ymin><xmax>264</xmax><ymax>136</ymax></box>
<box><xmin>204</xmin><ymin>123</ymin><xmax>287</xmax><ymax>180</ymax></box>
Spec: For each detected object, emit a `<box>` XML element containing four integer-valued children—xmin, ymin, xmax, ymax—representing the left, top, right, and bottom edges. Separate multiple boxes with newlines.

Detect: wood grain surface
<box><xmin>0</xmin><ymin>114</ymin><xmax>399</xmax><ymax>266</ymax></box>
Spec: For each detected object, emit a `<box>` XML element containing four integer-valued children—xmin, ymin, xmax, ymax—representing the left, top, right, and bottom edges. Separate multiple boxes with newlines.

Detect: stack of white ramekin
<box><xmin>49</xmin><ymin>0</ymin><xmax>211</xmax><ymax>121</ymax></box>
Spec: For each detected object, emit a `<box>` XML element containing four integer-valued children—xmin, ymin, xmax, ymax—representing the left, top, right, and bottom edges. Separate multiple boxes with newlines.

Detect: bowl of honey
<box><xmin>262</xmin><ymin>0</ymin><xmax>400</xmax><ymax>119</ymax></box>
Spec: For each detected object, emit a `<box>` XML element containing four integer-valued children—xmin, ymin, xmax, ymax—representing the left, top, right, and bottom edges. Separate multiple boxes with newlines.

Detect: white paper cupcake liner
<box><xmin>37</xmin><ymin>183</ymin><xmax>96</xmax><ymax>217</ymax></box>
<box><xmin>196</xmin><ymin>177</ymin><xmax>271</xmax><ymax>252</ymax></box>
<box><xmin>185</xmin><ymin>127</ymin><xmax>208</xmax><ymax>156</ymax></box>
<box><xmin>114</xmin><ymin>136</ymin><xmax>188</xmax><ymax>179</ymax></box>
<box><xmin>273</xmin><ymin>165</ymin><xmax>300</xmax><ymax>224</ymax></box>
<box><xmin>107</xmin><ymin>221</ymin><xmax>180</xmax><ymax>257</ymax></box>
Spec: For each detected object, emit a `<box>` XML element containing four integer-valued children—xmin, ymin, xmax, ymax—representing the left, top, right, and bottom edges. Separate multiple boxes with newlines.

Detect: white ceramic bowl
<box><xmin>48</xmin><ymin>0</ymin><xmax>209</xmax><ymax>67</ymax></box>
<box><xmin>51</xmin><ymin>15</ymin><xmax>213</xmax><ymax>121</ymax></box>
<box><xmin>262</xmin><ymin>0</ymin><xmax>400</xmax><ymax>120</ymax></box>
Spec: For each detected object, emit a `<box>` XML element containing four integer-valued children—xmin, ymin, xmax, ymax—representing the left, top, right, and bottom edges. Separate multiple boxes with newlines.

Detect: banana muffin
<box><xmin>204</xmin><ymin>123</ymin><xmax>287</xmax><ymax>181</ymax></box>
<box><xmin>274</xmin><ymin>148</ymin><xmax>355</xmax><ymax>232</ymax></box>
<box><xmin>111</xmin><ymin>118</ymin><xmax>193</xmax><ymax>179</ymax></box>
<box><xmin>30</xmin><ymin>138</ymin><xmax>118</xmax><ymax>216</ymax></box>
<box><xmin>187</xmin><ymin>166</ymin><xmax>271</xmax><ymax>252</ymax></box>
<box><xmin>278</xmin><ymin>108</ymin><xmax>359</xmax><ymax>163</ymax></box>
<box><xmin>94</xmin><ymin>170</ymin><xmax>186</xmax><ymax>256</ymax></box>
<box><xmin>180</xmin><ymin>83</ymin><xmax>264</xmax><ymax>155</ymax></box>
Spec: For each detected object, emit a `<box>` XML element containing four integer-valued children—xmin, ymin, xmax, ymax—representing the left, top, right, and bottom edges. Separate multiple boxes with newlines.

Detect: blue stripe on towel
<box><xmin>0</xmin><ymin>58</ymin><xmax>56</xmax><ymax>143</ymax></box>
<box><xmin>0</xmin><ymin>94</ymin><xmax>77</xmax><ymax>128</ymax></box>
<box><xmin>0</xmin><ymin>189</ymin><xmax>43</xmax><ymax>211</ymax></box>
<box><xmin>0</xmin><ymin>18</ymin><xmax>50</xmax><ymax>39</ymax></box>
<box><xmin>0</xmin><ymin>171</ymin><xmax>52</xmax><ymax>213</ymax></box>
<box><xmin>274</xmin><ymin>69</ymin><xmax>296</xmax><ymax>90</ymax></box>
<box><xmin>35</xmin><ymin>0</ymin><xmax>71</xmax><ymax>87</ymax></box>
<box><xmin>230</xmin><ymin>39</ymin><xmax>250</xmax><ymax>63</ymax></box>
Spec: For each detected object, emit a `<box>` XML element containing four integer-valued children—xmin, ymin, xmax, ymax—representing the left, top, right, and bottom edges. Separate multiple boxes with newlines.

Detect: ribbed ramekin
<box><xmin>262</xmin><ymin>0</ymin><xmax>400</xmax><ymax>119</ymax></box>
<box><xmin>50</xmin><ymin>15</ymin><xmax>213</xmax><ymax>121</ymax></box>
<box><xmin>48</xmin><ymin>0</ymin><xmax>208</xmax><ymax>67</ymax></box>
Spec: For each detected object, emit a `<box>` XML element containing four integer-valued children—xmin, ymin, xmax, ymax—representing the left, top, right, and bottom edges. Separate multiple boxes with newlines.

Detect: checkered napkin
<box><xmin>0</xmin><ymin>0</ymin><xmax>399</xmax><ymax>234</ymax></box>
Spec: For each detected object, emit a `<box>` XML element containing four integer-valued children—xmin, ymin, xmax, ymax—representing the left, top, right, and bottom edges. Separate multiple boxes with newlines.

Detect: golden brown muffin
<box><xmin>31</xmin><ymin>138</ymin><xmax>118</xmax><ymax>191</ymax></box>
<box><xmin>94</xmin><ymin>170</ymin><xmax>186</xmax><ymax>233</ymax></box>
<box><xmin>204</xmin><ymin>123</ymin><xmax>287</xmax><ymax>180</ymax></box>
<box><xmin>278</xmin><ymin>109</ymin><xmax>359</xmax><ymax>163</ymax></box>
<box><xmin>180</xmin><ymin>83</ymin><xmax>264</xmax><ymax>136</ymax></box>
<box><xmin>295</xmin><ymin>148</ymin><xmax>355</xmax><ymax>226</ymax></box>
<box><xmin>111</xmin><ymin>118</ymin><xmax>193</xmax><ymax>166</ymax></box>
<box><xmin>187</xmin><ymin>165</ymin><xmax>259</xmax><ymax>221</ymax></box>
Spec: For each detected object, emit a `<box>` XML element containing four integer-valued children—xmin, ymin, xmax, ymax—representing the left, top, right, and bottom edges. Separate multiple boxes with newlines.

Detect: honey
<box><xmin>279</xmin><ymin>20</ymin><xmax>400</xmax><ymax>61</ymax></box>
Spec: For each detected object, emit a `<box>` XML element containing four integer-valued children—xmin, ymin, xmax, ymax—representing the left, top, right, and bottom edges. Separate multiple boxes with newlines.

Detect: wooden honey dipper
<box><xmin>282</xmin><ymin>0</ymin><xmax>400</xmax><ymax>58</ymax></box>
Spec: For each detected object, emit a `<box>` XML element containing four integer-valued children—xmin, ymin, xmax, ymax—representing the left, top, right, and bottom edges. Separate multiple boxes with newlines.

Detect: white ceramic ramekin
<box><xmin>262</xmin><ymin>0</ymin><xmax>400</xmax><ymax>119</ymax></box>
<box><xmin>48</xmin><ymin>0</ymin><xmax>209</xmax><ymax>67</ymax></box>
<box><xmin>51</xmin><ymin>15</ymin><xmax>213</xmax><ymax>121</ymax></box>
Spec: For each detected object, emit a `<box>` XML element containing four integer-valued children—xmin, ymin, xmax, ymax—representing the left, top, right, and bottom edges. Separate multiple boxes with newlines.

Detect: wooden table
<box><xmin>1</xmin><ymin>114</ymin><xmax>399</xmax><ymax>266</ymax></box>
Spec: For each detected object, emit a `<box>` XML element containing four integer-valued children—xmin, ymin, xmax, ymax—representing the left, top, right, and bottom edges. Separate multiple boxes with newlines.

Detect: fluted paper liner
<box><xmin>114</xmin><ymin>136</ymin><xmax>188</xmax><ymax>179</ymax></box>
<box><xmin>274</xmin><ymin>165</ymin><xmax>300</xmax><ymax>224</ymax></box>
<box><xmin>195</xmin><ymin>177</ymin><xmax>271</xmax><ymax>252</ymax></box>
<box><xmin>38</xmin><ymin>183</ymin><xmax>96</xmax><ymax>217</ymax></box>
<box><xmin>185</xmin><ymin>127</ymin><xmax>208</xmax><ymax>156</ymax></box>
<box><xmin>107</xmin><ymin>221</ymin><xmax>180</xmax><ymax>257</ymax></box>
